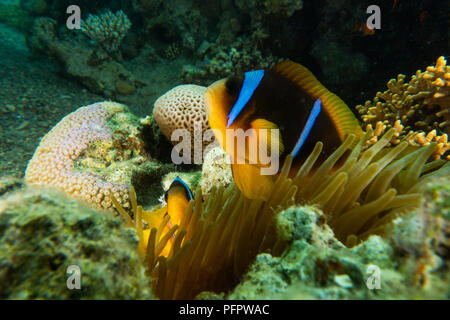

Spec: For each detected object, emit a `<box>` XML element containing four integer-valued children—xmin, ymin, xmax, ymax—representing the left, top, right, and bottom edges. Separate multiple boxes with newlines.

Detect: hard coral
<box><xmin>200</xmin><ymin>146</ymin><xmax>233</xmax><ymax>196</ymax></box>
<box><xmin>29</xmin><ymin>17</ymin><xmax>142</xmax><ymax>98</ymax></box>
<box><xmin>153</xmin><ymin>85</ymin><xmax>213</xmax><ymax>162</ymax></box>
<box><xmin>356</xmin><ymin>56</ymin><xmax>450</xmax><ymax>159</ymax></box>
<box><xmin>236</xmin><ymin>0</ymin><xmax>303</xmax><ymax>20</ymax></box>
<box><xmin>81</xmin><ymin>10</ymin><xmax>131</xmax><ymax>53</ymax></box>
<box><xmin>25</xmin><ymin>102</ymin><xmax>138</xmax><ymax>210</ymax></box>
<box><xmin>182</xmin><ymin>38</ymin><xmax>281</xmax><ymax>83</ymax></box>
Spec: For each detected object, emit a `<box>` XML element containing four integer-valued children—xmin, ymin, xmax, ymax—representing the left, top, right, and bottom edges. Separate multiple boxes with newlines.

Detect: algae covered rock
<box><xmin>0</xmin><ymin>186</ymin><xmax>153</xmax><ymax>299</ymax></box>
<box><xmin>228</xmin><ymin>203</ymin><xmax>450</xmax><ymax>300</ymax></box>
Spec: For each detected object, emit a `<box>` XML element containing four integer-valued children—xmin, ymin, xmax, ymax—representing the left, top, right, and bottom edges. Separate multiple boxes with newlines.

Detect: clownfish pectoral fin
<box><xmin>231</xmin><ymin>163</ymin><xmax>275</xmax><ymax>200</ymax></box>
<box><xmin>227</xmin><ymin>70</ymin><xmax>265</xmax><ymax>127</ymax></box>
<box><xmin>142</xmin><ymin>205</ymin><xmax>168</xmax><ymax>230</ymax></box>
<box><xmin>291</xmin><ymin>98</ymin><xmax>321</xmax><ymax>159</ymax></box>
<box><xmin>250</xmin><ymin>118</ymin><xmax>284</xmax><ymax>163</ymax></box>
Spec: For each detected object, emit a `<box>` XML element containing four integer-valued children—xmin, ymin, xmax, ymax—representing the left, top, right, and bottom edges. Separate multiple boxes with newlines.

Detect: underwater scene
<box><xmin>0</xmin><ymin>0</ymin><xmax>448</xmax><ymax>302</ymax></box>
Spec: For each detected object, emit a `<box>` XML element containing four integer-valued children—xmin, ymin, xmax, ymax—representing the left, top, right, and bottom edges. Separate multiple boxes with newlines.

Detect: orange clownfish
<box><xmin>164</xmin><ymin>176</ymin><xmax>193</xmax><ymax>235</ymax></box>
<box><xmin>142</xmin><ymin>177</ymin><xmax>193</xmax><ymax>256</ymax></box>
<box><xmin>204</xmin><ymin>61</ymin><xmax>363</xmax><ymax>200</ymax></box>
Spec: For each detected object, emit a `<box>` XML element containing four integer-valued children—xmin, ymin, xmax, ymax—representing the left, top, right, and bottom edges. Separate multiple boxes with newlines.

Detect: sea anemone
<box><xmin>112</xmin><ymin>170</ymin><xmax>293</xmax><ymax>299</ymax></box>
<box><xmin>290</xmin><ymin>128</ymin><xmax>448</xmax><ymax>246</ymax></box>
<box><xmin>112</xmin><ymin>128</ymin><xmax>448</xmax><ymax>299</ymax></box>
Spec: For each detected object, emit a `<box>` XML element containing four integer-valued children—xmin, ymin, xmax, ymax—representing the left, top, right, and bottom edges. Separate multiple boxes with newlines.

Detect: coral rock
<box><xmin>0</xmin><ymin>186</ymin><xmax>153</xmax><ymax>299</ymax></box>
<box><xmin>25</xmin><ymin>101</ymin><xmax>146</xmax><ymax>210</ymax></box>
<box><xmin>153</xmin><ymin>84</ymin><xmax>212</xmax><ymax>162</ymax></box>
<box><xmin>200</xmin><ymin>147</ymin><xmax>233</xmax><ymax>196</ymax></box>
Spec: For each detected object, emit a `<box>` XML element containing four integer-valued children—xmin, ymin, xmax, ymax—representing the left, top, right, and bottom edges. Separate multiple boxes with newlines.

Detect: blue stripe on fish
<box><xmin>226</xmin><ymin>70</ymin><xmax>265</xmax><ymax>127</ymax></box>
<box><xmin>291</xmin><ymin>98</ymin><xmax>322</xmax><ymax>159</ymax></box>
<box><xmin>173</xmin><ymin>176</ymin><xmax>193</xmax><ymax>200</ymax></box>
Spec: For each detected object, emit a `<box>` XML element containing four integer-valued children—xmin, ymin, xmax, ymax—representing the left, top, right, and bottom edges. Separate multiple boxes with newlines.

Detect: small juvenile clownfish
<box><xmin>164</xmin><ymin>177</ymin><xmax>193</xmax><ymax>239</ymax></box>
<box><xmin>142</xmin><ymin>176</ymin><xmax>193</xmax><ymax>250</ymax></box>
<box><xmin>204</xmin><ymin>61</ymin><xmax>363</xmax><ymax>200</ymax></box>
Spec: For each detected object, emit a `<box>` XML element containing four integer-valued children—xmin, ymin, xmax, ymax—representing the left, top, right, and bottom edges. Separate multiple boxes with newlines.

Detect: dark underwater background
<box><xmin>0</xmin><ymin>0</ymin><xmax>447</xmax><ymax>178</ymax></box>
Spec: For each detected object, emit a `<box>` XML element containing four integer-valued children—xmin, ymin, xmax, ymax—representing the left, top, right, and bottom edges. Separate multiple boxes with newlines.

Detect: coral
<box><xmin>276</xmin><ymin>205</ymin><xmax>342</xmax><ymax>249</ymax></box>
<box><xmin>388</xmin><ymin>178</ymin><xmax>449</xmax><ymax>287</ymax></box>
<box><xmin>0</xmin><ymin>176</ymin><xmax>23</xmax><ymax>197</ymax></box>
<box><xmin>0</xmin><ymin>0</ymin><xmax>32</xmax><ymax>31</ymax></box>
<box><xmin>228</xmin><ymin>207</ymin><xmax>448</xmax><ymax>299</ymax></box>
<box><xmin>28</xmin><ymin>17</ymin><xmax>145</xmax><ymax>98</ymax></box>
<box><xmin>25</xmin><ymin>101</ymin><xmax>153</xmax><ymax>211</ymax></box>
<box><xmin>153</xmin><ymin>85</ymin><xmax>212</xmax><ymax>162</ymax></box>
<box><xmin>0</xmin><ymin>186</ymin><xmax>153</xmax><ymax>299</ymax></box>
<box><xmin>136</xmin><ymin>0</ymin><xmax>208</xmax><ymax>55</ymax></box>
<box><xmin>20</xmin><ymin>0</ymin><xmax>48</xmax><ymax>16</ymax></box>
<box><xmin>81</xmin><ymin>10</ymin><xmax>132</xmax><ymax>53</ymax></box>
<box><xmin>235</xmin><ymin>0</ymin><xmax>303</xmax><ymax>18</ymax></box>
<box><xmin>356</xmin><ymin>56</ymin><xmax>450</xmax><ymax>159</ymax></box>
<box><xmin>132</xmin><ymin>0</ymin><xmax>163</xmax><ymax>13</ymax></box>
<box><xmin>164</xmin><ymin>42</ymin><xmax>181</xmax><ymax>60</ymax></box>
<box><xmin>199</xmin><ymin>147</ymin><xmax>233</xmax><ymax>196</ymax></box>
<box><xmin>182</xmin><ymin>37</ymin><xmax>281</xmax><ymax>83</ymax></box>
<box><xmin>139</xmin><ymin>115</ymin><xmax>174</xmax><ymax>163</ymax></box>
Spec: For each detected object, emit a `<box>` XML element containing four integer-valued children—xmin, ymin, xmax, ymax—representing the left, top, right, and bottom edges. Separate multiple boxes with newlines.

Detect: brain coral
<box><xmin>25</xmin><ymin>102</ymin><xmax>132</xmax><ymax>210</ymax></box>
<box><xmin>153</xmin><ymin>85</ymin><xmax>213</xmax><ymax>162</ymax></box>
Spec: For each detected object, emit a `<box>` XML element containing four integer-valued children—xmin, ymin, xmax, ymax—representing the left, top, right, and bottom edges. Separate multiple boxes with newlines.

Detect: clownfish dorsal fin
<box><xmin>272</xmin><ymin>61</ymin><xmax>363</xmax><ymax>141</ymax></box>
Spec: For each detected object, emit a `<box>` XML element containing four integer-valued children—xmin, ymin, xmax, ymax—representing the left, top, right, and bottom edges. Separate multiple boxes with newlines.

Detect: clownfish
<box><xmin>142</xmin><ymin>176</ymin><xmax>193</xmax><ymax>250</ymax></box>
<box><xmin>164</xmin><ymin>177</ymin><xmax>193</xmax><ymax>239</ymax></box>
<box><xmin>204</xmin><ymin>60</ymin><xmax>363</xmax><ymax>200</ymax></box>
